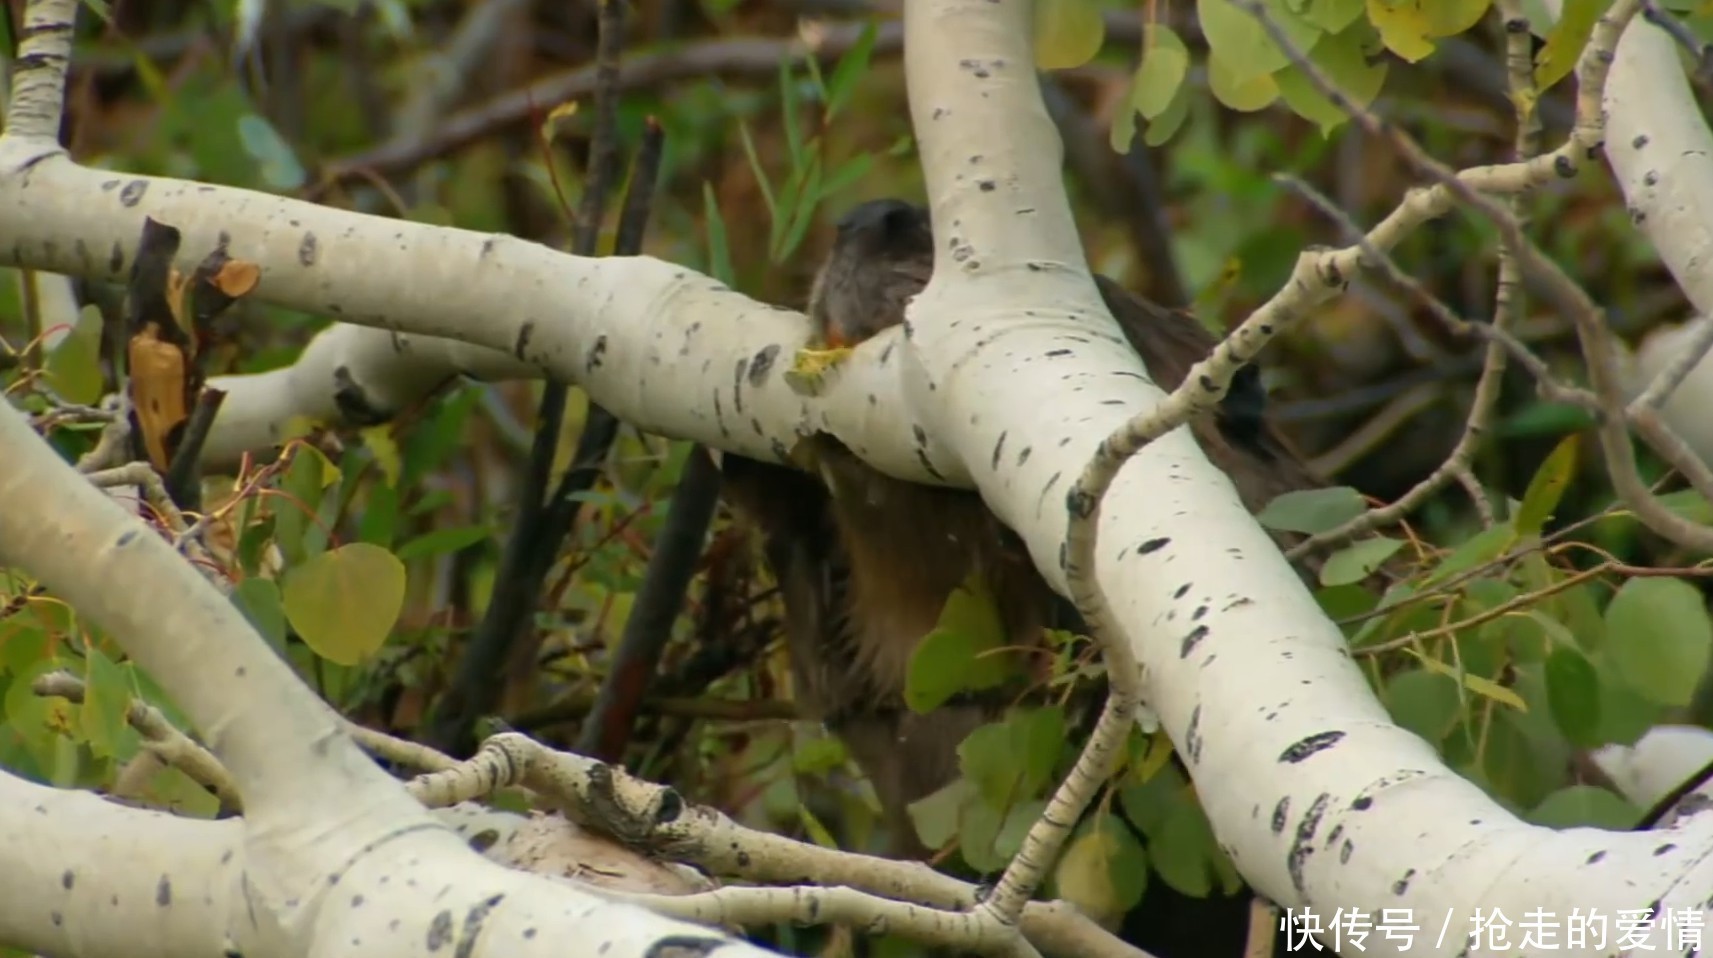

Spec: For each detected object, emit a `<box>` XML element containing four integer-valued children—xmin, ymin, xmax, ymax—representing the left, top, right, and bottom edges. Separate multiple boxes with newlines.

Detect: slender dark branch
<box><xmin>425</xmin><ymin>102</ymin><xmax>660</xmax><ymax>756</ymax></box>
<box><xmin>575</xmin><ymin>445</ymin><xmax>724</xmax><ymax>760</ymax></box>
<box><xmin>163</xmin><ymin>388</ymin><xmax>226</xmax><ymax>509</ymax></box>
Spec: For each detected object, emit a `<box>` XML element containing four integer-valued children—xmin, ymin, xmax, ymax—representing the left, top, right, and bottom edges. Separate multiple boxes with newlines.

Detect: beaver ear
<box><xmin>877</xmin><ymin>203</ymin><xmax>932</xmax><ymax>252</ymax></box>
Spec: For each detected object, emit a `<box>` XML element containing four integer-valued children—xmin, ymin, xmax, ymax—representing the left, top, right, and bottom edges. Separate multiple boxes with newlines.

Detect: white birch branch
<box><xmin>0</xmin><ymin>5</ymin><xmax>779</xmax><ymax>957</ymax></box>
<box><xmin>4</xmin><ymin>0</ymin><xmax>1713</xmax><ymax>954</ymax></box>
<box><xmin>893</xmin><ymin>0</ymin><xmax>1713</xmax><ymax>954</ymax></box>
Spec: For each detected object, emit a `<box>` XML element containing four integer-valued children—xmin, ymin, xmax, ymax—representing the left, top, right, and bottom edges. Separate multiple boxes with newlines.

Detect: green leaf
<box><xmin>905</xmin><ymin>578</ymin><xmax>1013</xmax><ymax>712</ymax></box>
<box><xmin>1257</xmin><ymin>486</ymin><xmax>1366</xmax><ymax>534</ymax></box>
<box><xmin>1534</xmin><ymin>0</ymin><xmax>1609</xmax><ymax>91</ymax></box>
<box><xmin>792</xmin><ymin>732</ymin><xmax>849</xmax><ymax>775</ymax></box>
<box><xmin>824</xmin><ymin>22</ymin><xmax>878</xmax><ymax>121</ymax></box>
<box><xmin>1207</xmin><ymin>56</ymin><xmax>1280</xmax><ymax>112</ymax></box>
<box><xmin>1604</xmin><ymin>577</ymin><xmax>1713</xmax><ymax>707</ymax></box>
<box><xmin>1149</xmin><ymin>793</ymin><xmax>1241</xmax><ymax>897</ymax></box>
<box><xmin>357</xmin><ymin>482</ymin><xmax>399</xmax><ymax>548</ymax></box>
<box><xmin>1051</xmin><ymin>815</ymin><xmax>1149</xmax><ymax>924</ymax></box>
<box><xmin>274</xmin><ymin>445</ymin><xmax>339</xmax><ymax>565</ymax></box>
<box><xmin>1384</xmin><ymin>668</ymin><xmax>1462</xmax><ymax>742</ymax></box>
<box><xmin>777</xmin><ymin>152</ymin><xmax>824</xmax><ymax>261</ymax></box>
<box><xmin>1273</xmin><ymin>20</ymin><xmax>1389</xmax><ymax>136</ymax></box>
<box><xmin>819</xmin><ymin>154</ymin><xmax>874</xmax><ymax>207</ymax></box>
<box><xmin>907</xmin><ymin>778</ymin><xmax>974</xmax><ymax>850</ymax></box>
<box><xmin>1303</xmin><ymin>0</ymin><xmax>1366</xmax><ymax>31</ymax></box>
<box><xmin>798</xmin><ymin>804</ymin><xmax>840</xmax><ymax>849</ymax></box>
<box><xmin>914</xmin><ymin>637</ymin><xmax>1017</xmax><ymax>716</ymax></box>
<box><xmin>1119</xmin><ymin>762</ymin><xmax>1186</xmax><ymax>838</ymax></box>
<box><xmin>960</xmin><ymin>797</ymin><xmax>1045</xmax><ymax>873</ymax></box>
<box><xmin>280</xmin><ymin>542</ymin><xmax>407</xmax><ymax>666</ymax></box>
<box><xmin>1034</xmin><ymin>0</ymin><xmax>1106</xmax><ymax>70</ymax></box>
<box><xmin>395</xmin><ymin>524</ymin><xmax>494</xmax><ymax>562</ymax></box>
<box><xmin>5</xmin><ymin>655</ymin><xmax>79</xmax><ymax>784</ymax></box>
<box><xmin>958</xmin><ymin>707</ymin><xmax>1067</xmax><ymax>805</ymax></box>
<box><xmin>1514</xmin><ymin>434</ymin><xmax>1580</xmax><ymax>536</ymax></box>
<box><xmin>44</xmin><ymin>304</ymin><xmax>105</xmax><ymax>406</ymax></box>
<box><xmin>1544</xmin><ymin>647</ymin><xmax>1601</xmax><ymax>748</ymax></box>
<box><xmin>1143</xmin><ymin>83</ymin><xmax>1193</xmax><ymax>147</ymax></box>
<box><xmin>137</xmin><ymin>764</ymin><xmax>221</xmax><ymax>818</ymax></box>
<box><xmin>1653</xmin><ymin>488</ymin><xmax>1713</xmax><ymax>526</ymax></box>
<box><xmin>701</xmin><ymin>183</ymin><xmax>735</xmax><ymax>286</ymax></box>
<box><xmin>778</xmin><ymin>59</ymin><xmax>805</xmax><ymax>170</ymax></box>
<box><xmin>1528</xmin><ymin>785</ymin><xmax>1639</xmax><ymax>829</ymax></box>
<box><xmin>230</xmin><ymin>577</ymin><xmax>287</xmax><ymax>650</ymax></box>
<box><xmin>1319</xmin><ymin>536</ymin><xmax>1404</xmax><ymax>586</ymax></box>
<box><xmin>736</xmin><ymin>123</ymin><xmax>778</xmax><ymax>230</ymax></box>
<box><xmin>237</xmin><ymin>113</ymin><xmax>307</xmax><ymax>190</ymax></box>
<box><xmin>80</xmin><ymin>646</ymin><xmax>135</xmax><ymax>761</ymax></box>
<box><xmin>1315</xmin><ymin>583</ymin><xmax>1378</xmax><ymax>621</ymax></box>
<box><xmin>1367</xmin><ymin>0</ymin><xmax>1492</xmax><ymax>62</ymax></box>
<box><xmin>1199</xmin><ymin>0</ymin><xmax>1323</xmax><ymax>81</ymax></box>
<box><xmin>1408</xmin><ymin>650</ymin><xmax>1526</xmax><ymax>711</ymax></box>
<box><xmin>1498</xmin><ymin>400</ymin><xmax>1597</xmax><ymax>438</ymax></box>
<box><xmin>1132</xmin><ymin>25</ymin><xmax>1191</xmax><ymax>119</ymax></box>
<box><xmin>1591</xmin><ymin>667</ymin><xmax>1664</xmax><ymax>746</ymax></box>
<box><xmin>1124</xmin><ymin>30</ymin><xmax>1200</xmax><ymax>146</ymax></box>
<box><xmin>1423</xmin><ymin>523</ymin><xmax>1515</xmax><ymax>585</ymax></box>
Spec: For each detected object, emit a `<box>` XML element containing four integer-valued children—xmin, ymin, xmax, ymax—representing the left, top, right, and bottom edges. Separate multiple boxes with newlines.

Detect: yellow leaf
<box><xmin>1051</xmin><ymin>818</ymin><xmax>1147</xmax><ymax>926</ymax></box>
<box><xmin>1407</xmin><ymin>650</ymin><xmax>1528</xmax><ymax>711</ymax></box>
<box><xmin>279</xmin><ymin>415</ymin><xmax>323</xmax><ymax>443</ymax></box>
<box><xmin>1533</xmin><ymin>0</ymin><xmax>1604</xmax><ymax>92</ymax></box>
<box><xmin>1034</xmin><ymin>0</ymin><xmax>1105</xmax><ymax>70</ymax></box>
<box><xmin>1367</xmin><ymin>0</ymin><xmax>1491</xmax><ymax>62</ymax></box>
<box><xmin>280</xmin><ymin>543</ymin><xmax>407</xmax><ymax>666</ymax></box>
<box><xmin>1129</xmin><ymin>729</ymin><xmax>1177</xmax><ymax>784</ymax></box>
<box><xmin>1207</xmin><ymin>57</ymin><xmax>1280</xmax><ymax>113</ymax></box>
<box><xmin>1132</xmin><ymin>24</ymin><xmax>1191</xmax><ymax>119</ymax></box>
<box><xmin>361</xmin><ymin>426</ymin><xmax>402</xmax><ymax>487</ymax></box>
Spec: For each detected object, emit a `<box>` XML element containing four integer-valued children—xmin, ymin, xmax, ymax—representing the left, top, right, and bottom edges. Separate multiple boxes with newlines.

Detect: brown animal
<box><xmin>721</xmin><ymin>198</ymin><xmax>1326</xmax><ymax>858</ymax></box>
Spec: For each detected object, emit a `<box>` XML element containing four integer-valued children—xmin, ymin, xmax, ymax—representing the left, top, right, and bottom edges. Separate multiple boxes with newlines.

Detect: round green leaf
<box><xmin>1199</xmin><ymin>0</ymin><xmax>1323</xmax><ymax>81</ymax></box>
<box><xmin>280</xmin><ymin>542</ymin><xmax>407</xmax><ymax>666</ymax></box>
<box><xmin>44</xmin><ymin>306</ymin><xmax>105</xmax><ymax>406</ymax></box>
<box><xmin>1368</xmin><ymin>0</ymin><xmax>1491</xmax><ymax>62</ymax></box>
<box><xmin>1544</xmin><ymin>647</ymin><xmax>1601</xmax><ymax>748</ymax></box>
<box><xmin>1133</xmin><ymin>25</ymin><xmax>1191</xmax><ymax>118</ymax></box>
<box><xmin>1604</xmin><ymin>577</ymin><xmax>1713</xmax><ymax>707</ymax></box>
<box><xmin>1274</xmin><ymin>21</ymin><xmax>1389</xmax><ymax>136</ymax></box>
<box><xmin>1257</xmin><ymin>486</ymin><xmax>1366</xmax><ymax>534</ymax></box>
<box><xmin>1384</xmin><ymin>668</ymin><xmax>1462</xmax><ymax>743</ymax></box>
<box><xmin>1303</xmin><ymin>0</ymin><xmax>1366</xmax><ymax>31</ymax></box>
<box><xmin>230</xmin><ymin>577</ymin><xmax>286</xmax><ymax>651</ymax></box>
<box><xmin>1527</xmin><ymin>785</ymin><xmax>1640</xmax><ymax>830</ymax></box>
<box><xmin>1150</xmin><ymin>794</ymin><xmax>1240</xmax><ymax>898</ymax></box>
<box><xmin>1319</xmin><ymin>536</ymin><xmax>1404</xmax><ymax>586</ymax></box>
<box><xmin>1208</xmin><ymin>57</ymin><xmax>1281</xmax><ymax>112</ymax></box>
<box><xmin>908</xmin><ymin>779</ymin><xmax>974</xmax><ymax>851</ymax></box>
<box><xmin>1052</xmin><ymin>815</ymin><xmax>1148</xmax><ymax>924</ymax></box>
<box><xmin>1033</xmin><ymin>0</ymin><xmax>1105</xmax><ymax>70</ymax></box>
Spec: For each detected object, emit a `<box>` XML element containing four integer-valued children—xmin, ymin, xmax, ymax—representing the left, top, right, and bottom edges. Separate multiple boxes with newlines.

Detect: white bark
<box><xmin>1590</xmin><ymin>0</ymin><xmax>1713</xmax><ymax>466</ymax></box>
<box><xmin>0</xmin><ymin>148</ymin><xmax>945</xmax><ymax>484</ymax></box>
<box><xmin>0</xmin><ymin>387</ymin><xmax>772</xmax><ymax>958</ymax></box>
<box><xmin>1594</xmin><ymin>725</ymin><xmax>1713</xmax><ymax>811</ymax></box>
<box><xmin>4</xmin><ymin>0</ymin><xmax>1713</xmax><ymax>957</ymax></box>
